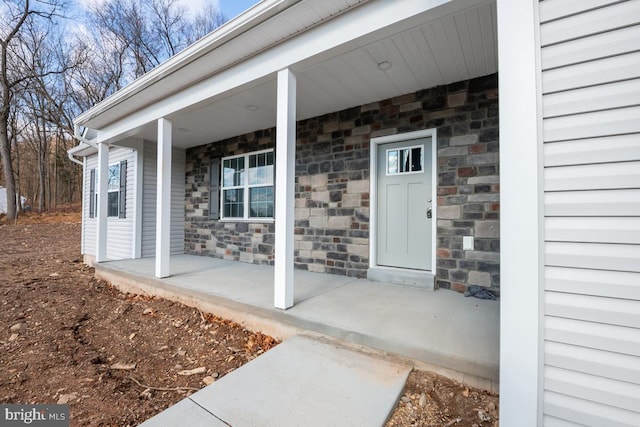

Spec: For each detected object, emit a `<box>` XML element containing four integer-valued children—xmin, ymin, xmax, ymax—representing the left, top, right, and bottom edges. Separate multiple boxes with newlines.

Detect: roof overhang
<box><xmin>68</xmin><ymin>142</ymin><xmax>98</xmax><ymax>157</ymax></box>
<box><xmin>73</xmin><ymin>0</ymin><xmax>498</xmax><ymax>149</ymax></box>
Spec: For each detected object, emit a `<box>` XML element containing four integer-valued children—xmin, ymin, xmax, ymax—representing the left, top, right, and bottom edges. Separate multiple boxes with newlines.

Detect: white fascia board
<box><xmin>67</xmin><ymin>143</ymin><xmax>98</xmax><ymax>157</ymax></box>
<box><xmin>74</xmin><ymin>0</ymin><xmax>302</xmax><ymax>127</ymax></box>
<box><xmin>96</xmin><ymin>0</ymin><xmax>465</xmax><ymax>144</ymax></box>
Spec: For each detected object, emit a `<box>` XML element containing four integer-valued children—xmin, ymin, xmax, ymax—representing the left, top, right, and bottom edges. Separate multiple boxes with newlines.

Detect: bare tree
<box><xmin>149</xmin><ymin>0</ymin><xmax>189</xmax><ymax>58</ymax></box>
<box><xmin>0</xmin><ymin>0</ymin><xmax>66</xmax><ymax>220</ymax></box>
<box><xmin>0</xmin><ymin>0</ymin><xmax>227</xmax><ymax>218</ymax></box>
<box><xmin>86</xmin><ymin>0</ymin><xmax>226</xmax><ymax>81</ymax></box>
<box><xmin>88</xmin><ymin>0</ymin><xmax>159</xmax><ymax>77</ymax></box>
<box><xmin>14</xmin><ymin>5</ymin><xmax>81</xmax><ymax>211</ymax></box>
<box><xmin>190</xmin><ymin>1</ymin><xmax>227</xmax><ymax>42</ymax></box>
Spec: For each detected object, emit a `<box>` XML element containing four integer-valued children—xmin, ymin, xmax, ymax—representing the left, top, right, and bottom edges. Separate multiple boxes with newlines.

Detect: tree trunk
<box><xmin>38</xmin><ymin>151</ymin><xmax>45</xmax><ymax>212</ymax></box>
<box><xmin>0</xmin><ymin>115</ymin><xmax>17</xmax><ymax>220</ymax></box>
<box><xmin>14</xmin><ymin>136</ymin><xmax>22</xmax><ymax>213</ymax></box>
<box><xmin>53</xmin><ymin>133</ymin><xmax>58</xmax><ymax>210</ymax></box>
<box><xmin>41</xmin><ymin>115</ymin><xmax>48</xmax><ymax>212</ymax></box>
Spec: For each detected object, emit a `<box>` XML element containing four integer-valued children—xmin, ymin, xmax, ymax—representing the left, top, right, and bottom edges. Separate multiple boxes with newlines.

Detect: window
<box><xmin>220</xmin><ymin>150</ymin><xmax>274</xmax><ymax>219</ymax></box>
<box><xmin>386</xmin><ymin>145</ymin><xmax>423</xmax><ymax>175</ymax></box>
<box><xmin>88</xmin><ymin>160</ymin><xmax>127</xmax><ymax>219</ymax></box>
<box><xmin>89</xmin><ymin>169</ymin><xmax>96</xmax><ymax>218</ymax></box>
<box><xmin>107</xmin><ymin>163</ymin><xmax>120</xmax><ymax>217</ymax></box>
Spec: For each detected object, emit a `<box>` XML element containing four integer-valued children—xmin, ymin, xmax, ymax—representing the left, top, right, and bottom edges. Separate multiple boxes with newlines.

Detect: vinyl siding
<box><xmin>539</xmin><ymin>1</ymin><xmax>640</xmax><ymax>425</ymax></box>
<box><xmin>141</xmin><ymin>142</ymin><xmax>185</xmax><ymax>257</ymax></box>
<box><xmin>82</xmin><ymin>146</ymin><xmax>136</xmax><ymax>260</ymax></box>
<box><xmin>171</xmin><ymin>147</ymin><xmax>186</xmax><ymax>255</ymax></box>
<box><xmin>141</xmin><ymin>142</ymin><xmax>156</xmax><ymax>258</ymax></box>
<box><xmin>82</xmin><ymin>157</ymin><xmax>95</xmax><ymax>256</ymax></box>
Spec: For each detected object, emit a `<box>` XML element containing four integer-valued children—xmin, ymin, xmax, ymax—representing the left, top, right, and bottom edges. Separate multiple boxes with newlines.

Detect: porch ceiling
<box><xmin>124</xmin><ymin>0</ymin><xmax>497</xmax><ymax>149</ymax></box>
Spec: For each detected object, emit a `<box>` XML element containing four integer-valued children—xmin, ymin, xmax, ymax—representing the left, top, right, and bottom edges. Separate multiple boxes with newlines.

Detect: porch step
<box><xmin>367</xmin><ymin>267</ymin><xmax>435</xmax><ymax>290</ymax></box>
<box><xmin>139</xmin><ymin>335</ymin><xmax>411</xmax><ymax>427</ymax></box>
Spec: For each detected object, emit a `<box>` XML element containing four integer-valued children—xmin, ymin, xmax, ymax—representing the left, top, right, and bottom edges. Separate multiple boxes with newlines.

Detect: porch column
<box><xmin>95</xmin><ymin>142</ymin><xmax>109</xmax><ymax>263</ymax></box>
<box><xmin>155</xmin><ymin>118</ymin><xmax>172</xmax><ymax>278</ymax></box>
<box><xmin>497</xmin><ymin>0</ymin><xmax>542</xmax><ymax>425</ymax></box>
<box><xmin>274</xmin><ymin>68</ymin><xmax>296</xmax><ymax>309</ymax></box>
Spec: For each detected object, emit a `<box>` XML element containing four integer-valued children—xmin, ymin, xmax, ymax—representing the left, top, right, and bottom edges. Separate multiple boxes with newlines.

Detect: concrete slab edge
<box><xmin>94</xmin><ymin>264</ymin><xmax>499</xmax><ymax>392</ymax></box>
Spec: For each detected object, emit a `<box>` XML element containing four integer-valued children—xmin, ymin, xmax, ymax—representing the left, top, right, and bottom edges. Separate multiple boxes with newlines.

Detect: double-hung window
<box><xmin>221</xmin><ymin>150</ymin><xmax>274</xmax><ymax>220</ymax></box>
<box><xmin>107</xmin><ymin>163</ymin><xmax>121</xmax><ymax>217</ymax></box>
<box><xmin>89</xmin><ymin>160</ymin><xmax>127</xmax><ymax>219</ymax></box>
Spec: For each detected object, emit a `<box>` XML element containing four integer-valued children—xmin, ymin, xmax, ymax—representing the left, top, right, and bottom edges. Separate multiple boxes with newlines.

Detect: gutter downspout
<box><xmin>74</xmin><ymin>125</ymin><xmax>98</xmax><ymax>148</ymax></box>
<box><xmin>68</xmin><ymin>124</ymin><xmax>98</xmax><ymax>165</ymax></box>
<box><xmin>67</xmin><ymin>151</ymin><xmax>83</xmax><ymax>166</ymax></box>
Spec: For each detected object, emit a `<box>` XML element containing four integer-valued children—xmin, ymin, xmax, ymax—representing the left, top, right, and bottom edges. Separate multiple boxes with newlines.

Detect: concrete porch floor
<box><xmin>94</xmin><ymin>254</ymin><xmax>499</xmax><ymax>390</ymax></box>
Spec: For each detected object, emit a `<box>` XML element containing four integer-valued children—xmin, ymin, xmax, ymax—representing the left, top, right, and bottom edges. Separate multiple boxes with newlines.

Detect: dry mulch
<box><xmin>387</xmin><ymin>370</ymin><xmax>499</xmax><ymax>427</ymax></box>
<box><xmin>0</xmin><ymin>212</ymin><xmax>498</xmax><ymax>426</ymax></box>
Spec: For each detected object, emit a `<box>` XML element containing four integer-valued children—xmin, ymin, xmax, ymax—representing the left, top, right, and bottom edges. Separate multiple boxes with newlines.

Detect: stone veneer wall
<box><xmin>185</xmin><ymin>73</ymin><xmax>499</xmax><ymax>293</ymax></box>
<box><xmin>185</xmin><ymin>131</ymin><xmax>276</xmax><ymax>264</ymax></box>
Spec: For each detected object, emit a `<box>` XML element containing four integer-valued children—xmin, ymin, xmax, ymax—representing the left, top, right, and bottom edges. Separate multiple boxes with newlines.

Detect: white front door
<box><xmin>376</xmin><ymin>137</ymin><xmax>432</xmax><ymax>270</ymax></box>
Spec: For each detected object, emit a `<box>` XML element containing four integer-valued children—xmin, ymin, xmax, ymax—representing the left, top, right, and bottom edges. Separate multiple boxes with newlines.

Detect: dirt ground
<box><xmin>0</xmin><ymin>212</ymin><xmax>498</xmax><ymax>426</ymax></box>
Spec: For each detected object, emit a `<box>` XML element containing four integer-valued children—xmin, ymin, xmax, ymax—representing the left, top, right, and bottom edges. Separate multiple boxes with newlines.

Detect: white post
<box><xmin>96</xmin><ymin>142</ymin><xmax>109</xmax><ymax>262</ymax></box>
<box><xmin>274</xmin><ymin>68</ymin><xmax>296</xmax><ymax>309</ymax></box>
<box><xmin>497</xmin><ymin>0</ymin><xmax>543</xmax><ymax>425</ymax></box>
<box><xmin>156</xmin><ymin>118</ymin><xmax>172</xmax><ymax>278</ymax></box>
<box><xmin>132</xmin><ymin>139</ymin><xmax>144</xmax><ymax>259</ymax></box>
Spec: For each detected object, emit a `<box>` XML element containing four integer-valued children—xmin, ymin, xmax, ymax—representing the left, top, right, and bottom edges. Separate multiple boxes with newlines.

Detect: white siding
<box><xmin>540</xmin><ymin>1</ymin><xmax>640</xmax><ymax>425</ymax></box>
<box><xmin>141</xmin><ymin>142</ymin><xmax>185</xmax><ymax>258</ymax></box>
<box><xmin>83</xmin><ymin>156</ymin><xmax>96</xmax><ymax>256</ymax></box>
<box><xmin>82</xmin><ymin>146</ymin><xmax>136</xmax><ymax>260</ymax></box>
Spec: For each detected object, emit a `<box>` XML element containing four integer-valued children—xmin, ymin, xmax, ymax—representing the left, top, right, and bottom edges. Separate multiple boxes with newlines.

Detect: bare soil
<box><xmin>0</xmin><ymin>212</ymin><xmax>498</xmax><ymax>426</ymax></box>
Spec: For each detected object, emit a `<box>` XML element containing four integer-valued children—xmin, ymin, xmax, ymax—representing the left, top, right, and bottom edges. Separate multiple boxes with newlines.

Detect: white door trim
<box><xmin>369</xmin><ymin>128</ymin><xmax>437</xmax><ymax>273</ymax></box>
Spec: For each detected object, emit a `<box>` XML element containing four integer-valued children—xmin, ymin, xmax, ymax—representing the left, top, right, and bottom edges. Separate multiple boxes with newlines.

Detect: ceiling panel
<box><xmin>134</xmin><ymin>1</ymin><xmax>498</xmax><ymax>148</ymax></box>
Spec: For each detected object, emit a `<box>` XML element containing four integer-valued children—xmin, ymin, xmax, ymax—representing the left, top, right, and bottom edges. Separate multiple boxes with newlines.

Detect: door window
<box><xmin>386</xmin><ymin>146</ymin><xmax>423</xmax><ymax>175</ymax></box>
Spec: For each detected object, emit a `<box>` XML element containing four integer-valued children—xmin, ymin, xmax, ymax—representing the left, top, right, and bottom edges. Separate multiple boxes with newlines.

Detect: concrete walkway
<box><xmin>139</xmin><ymin>335</ymin><xmax>412</xmax><ymax>427</ymax></box>
<box><xmin>95</xmin><ymin>255</ymin><xmax>499</xmax><ymax>389</ymax></box>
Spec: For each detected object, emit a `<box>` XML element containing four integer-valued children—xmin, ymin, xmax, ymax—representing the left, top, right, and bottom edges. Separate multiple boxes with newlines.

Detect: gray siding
<box><xmin>82</xmin><ymin>146</ymin><xmax>136</xmax><ymax>260</ymax></box>
<box><xmin>141</xmin><ymin>142</ymin><xmax>185</xmax><ymax>258</ymax></box>
<box><xmin>171</xmin><ymin>147</ymin><xmax>186</xmax><ymax>255</ymax></box>
<box><xmin>141</xmin><ymin>142</ymin><xmax>156</xmax><ymax>258</ymax></box>
<box><xmin>539</xmin><ymin>1</ymin><xmax>640</xmax><ymax>425</ymax></box>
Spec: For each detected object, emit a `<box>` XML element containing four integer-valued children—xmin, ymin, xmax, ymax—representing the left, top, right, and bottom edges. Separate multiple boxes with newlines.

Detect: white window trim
<box><xmin>90</xmin><ymin>163</ymin><xmax>123</xmax><ymax>220</ymax></box>
<box><xmin>106</xmin><ymin>162</ymin><xmax>121</xmax><ymax>218</ymax></box>
<box><xmin>220</xmin><ymin>148</ymin><xmax>275</xmax><ymax>221</ymax></box>
<box><xmin>89</xmin><ymin>168</ymin><xmax>97</xmax><ymax>219</ymax></box>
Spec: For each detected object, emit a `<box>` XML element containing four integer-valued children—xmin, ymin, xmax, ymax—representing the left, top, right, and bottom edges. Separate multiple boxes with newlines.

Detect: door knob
<box><xmin>426</xmin><ymin>208</ymin><xmax>432</xmax><ymax>219</ymax></box>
